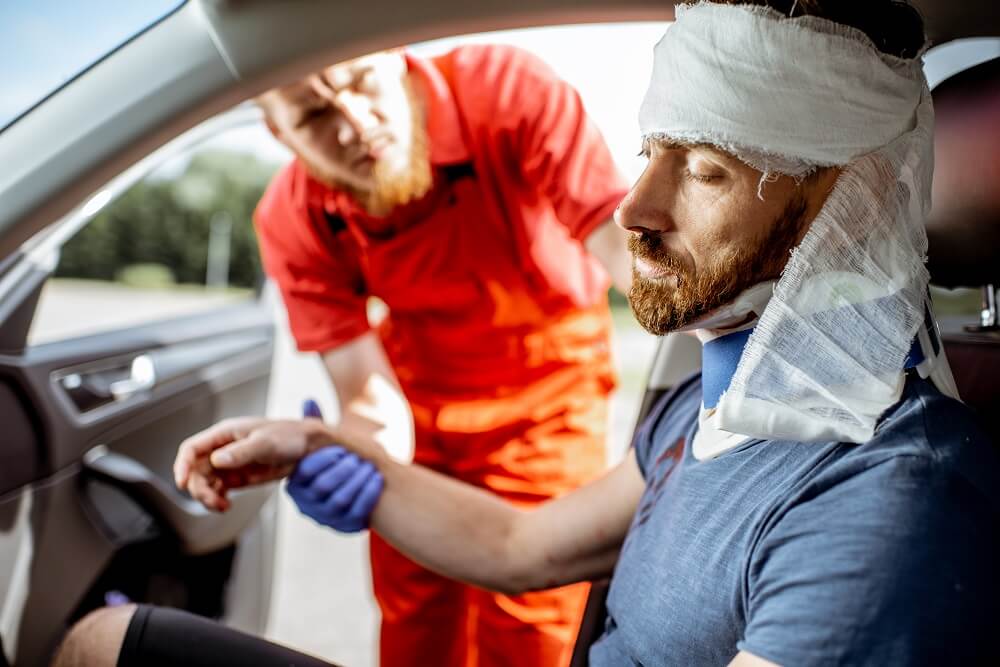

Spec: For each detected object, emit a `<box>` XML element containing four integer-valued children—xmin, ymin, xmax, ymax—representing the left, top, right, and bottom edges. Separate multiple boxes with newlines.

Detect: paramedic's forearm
<box><xmin>321</xmin><ymin>333</ymin><xmax>414</xmax><ymax>461</ymax></box>
<box><xmin>321</xmin><ymin>333</ymin><xmax>402</xmax><ymax>414</ymax></box>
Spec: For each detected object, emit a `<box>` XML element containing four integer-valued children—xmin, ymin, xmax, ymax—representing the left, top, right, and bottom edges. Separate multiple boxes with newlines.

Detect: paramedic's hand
<box><xmin>285</xmin><ymin>399</ymin><xmax>385</xmax><ymax>532</ymax></box>
<box><xmin>174</xmin><ymin>415</ymin><xmax>329</xmax><ymax>512</ymax></box>
<box><xmin>286</xmin><ymin>445</ymin><xmax>385</xmax><ymax>532</ymax></box>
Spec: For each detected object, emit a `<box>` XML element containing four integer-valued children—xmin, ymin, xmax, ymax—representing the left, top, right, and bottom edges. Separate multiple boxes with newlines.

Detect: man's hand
<box><xmin>173</xmin><ymin>415</ymin><xmax>328</xmax><ymax>511</ymax></box>
<box><xmin>174</xmin><ymin>399</ymin><xmax>387</xmax><ymax>512</ymax></box>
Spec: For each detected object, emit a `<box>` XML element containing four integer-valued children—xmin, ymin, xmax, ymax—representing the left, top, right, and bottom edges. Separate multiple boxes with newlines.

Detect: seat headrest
<box><xmin>926</xmin><ymin>57</ymin><xmax>1000</xmax><ymax>289</ymax></box>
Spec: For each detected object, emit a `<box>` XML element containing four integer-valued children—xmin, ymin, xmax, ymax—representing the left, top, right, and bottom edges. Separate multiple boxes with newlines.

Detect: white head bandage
<box><xmin>641</xmin><ymin>3</ymin><xmax>956</xmax><ymax>445</ymax></box>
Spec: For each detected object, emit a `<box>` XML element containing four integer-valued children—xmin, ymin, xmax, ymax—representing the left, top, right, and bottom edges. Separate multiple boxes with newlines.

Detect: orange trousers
<box><xmin>371</xmin><ymin>368</ymin><xmax>610</xmax><ymax>667</ymax></box>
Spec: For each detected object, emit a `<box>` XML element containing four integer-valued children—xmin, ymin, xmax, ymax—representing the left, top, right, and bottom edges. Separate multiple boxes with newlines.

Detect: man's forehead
<box><xmin>644</xmin><ymin>136</ymin><xmax>737</xmax><ymax>161</ymax></box>
<box><xmin>321</xmin><ymin>53</ymin><xmax>382</xmax><ymax>87</ymax></box>
<box><xmin>270</xmin><ymin>53</ymin><xmax>386</xmax><ymax>102</ymax></box>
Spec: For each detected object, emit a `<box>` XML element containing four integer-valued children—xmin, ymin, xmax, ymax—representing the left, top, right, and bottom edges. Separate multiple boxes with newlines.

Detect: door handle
<box><xmin>107</xmin><ymin>354</ymin><xmax>156</xmax><ymax>400</ymax></box>
<box><xmin>56</xmin><ymin>332</ymin><xmax>270</xmax><ymax>413</ymax></box>
<box><xmin>59</xmin><ymin>354</ymin><xmax>157</xmax><ymax>411</ymax></box>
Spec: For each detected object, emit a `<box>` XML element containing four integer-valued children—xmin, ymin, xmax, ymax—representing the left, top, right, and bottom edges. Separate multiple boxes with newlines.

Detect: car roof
<box><xmin>0</xmin><ymin>0</ymin><xmax>997</xmax><ymax>258</ymax></box>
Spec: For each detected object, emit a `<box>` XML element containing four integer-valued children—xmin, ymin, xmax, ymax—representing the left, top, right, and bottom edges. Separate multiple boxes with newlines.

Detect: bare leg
<box><xmin>50</xmin><ymin>604</ymin><xmax>136</xmax><ymax>667</ymax></box>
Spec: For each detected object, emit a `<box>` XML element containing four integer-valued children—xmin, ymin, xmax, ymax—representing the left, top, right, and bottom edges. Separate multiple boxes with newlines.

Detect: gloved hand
<box><xmin>285</xmin><ymin>399</ymin><xmax>385</xmax><ymax>532</ymax></box>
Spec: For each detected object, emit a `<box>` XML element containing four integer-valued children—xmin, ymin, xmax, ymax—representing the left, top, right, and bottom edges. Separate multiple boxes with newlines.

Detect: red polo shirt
<box><xmin>255</xmin><ymin>44</ymin><xmax>628</xmax><ymax>396</ymax></box>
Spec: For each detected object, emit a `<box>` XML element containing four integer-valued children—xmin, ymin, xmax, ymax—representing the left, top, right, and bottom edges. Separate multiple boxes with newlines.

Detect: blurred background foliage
<box><xmin>56</xmin><ymin>150</ymin><xmax>281</xmax><ymax>289</ymax></box>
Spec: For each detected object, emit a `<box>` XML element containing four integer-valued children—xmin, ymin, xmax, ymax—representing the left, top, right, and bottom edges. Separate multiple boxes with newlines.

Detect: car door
<box><xmin>0</xmin><ymin>106</ymin><xmax>282</xmax><ymax>667</ymax></box>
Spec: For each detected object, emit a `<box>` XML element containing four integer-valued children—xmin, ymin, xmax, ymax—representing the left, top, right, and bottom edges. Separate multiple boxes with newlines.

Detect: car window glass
<box><xmin>0</xmin><ymin>0</ymin><xmax>187</xmax><ymax>132</ymax></box>
<box><xmin>28</xmin><ymin>122</ymin><xmax>290</xmax><ymax>345</ymax></box>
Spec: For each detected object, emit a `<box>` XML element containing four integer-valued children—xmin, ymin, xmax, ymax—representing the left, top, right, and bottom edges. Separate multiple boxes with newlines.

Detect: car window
<box><xmin>28</xmin><ymin>121</ymin><xmax>290</xmax><ymax>345</ymax></box>
<box><xmin>0</xmin><ymin>0</ymin><xmax>187</xmax><ymax>132</ymax></box>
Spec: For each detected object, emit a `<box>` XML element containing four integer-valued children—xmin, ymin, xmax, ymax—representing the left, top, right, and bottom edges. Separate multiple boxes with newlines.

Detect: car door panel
<box><xmin>0</xmin><ymin>298</ymin><xmax>276</xmax><ymax>558</ymax></box>
<box><xmin>2</xmin><ymin>471</ymin><xmax>115</xmax><ymax>667</ymax></box>
<box><xmin>0</xmin><ymin>267</ymin><xmax>275</xmax><ymax>666</ymax></box>
<box><xmin>1</xmin><ymin>302</ymin><xmax>272</xmax><ymax>476</ymax></box>
<box><xmin>0</xmin><ymin>383</ymin><xmax>39</xmax><ymax>498</ymax></box>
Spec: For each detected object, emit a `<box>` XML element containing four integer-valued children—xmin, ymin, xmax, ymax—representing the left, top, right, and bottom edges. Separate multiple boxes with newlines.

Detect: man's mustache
<box><xmin>627</xmin><ymin>232</ymin><xmax>688</xmax><ymax>275</ymax></box>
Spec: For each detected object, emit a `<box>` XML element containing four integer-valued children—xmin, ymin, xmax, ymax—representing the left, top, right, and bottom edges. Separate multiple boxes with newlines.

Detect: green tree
<box><xmin>56</xmin><ymin>150</ymin><xmax>282</xmax><ymax>289</ymax></box>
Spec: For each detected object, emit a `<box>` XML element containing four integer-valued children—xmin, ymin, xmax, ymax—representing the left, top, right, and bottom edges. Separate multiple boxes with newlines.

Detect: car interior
<box><xmin>0</xmin><ymin>1</ymin><xmax>997</xmax><ymax>666</ymax></box>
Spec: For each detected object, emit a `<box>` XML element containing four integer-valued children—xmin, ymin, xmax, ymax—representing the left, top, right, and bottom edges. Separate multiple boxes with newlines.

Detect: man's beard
<box><xmin>365</xmin><ymin>79</ymin><xmax>432</xmax><ymax>217</ymax></box>
<box><xmin>628</xmin><ymin>194</ymin><xmax>810</xmax><ymax>335</ymax></box>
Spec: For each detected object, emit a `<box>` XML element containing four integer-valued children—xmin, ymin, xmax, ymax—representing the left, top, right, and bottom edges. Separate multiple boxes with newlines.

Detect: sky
<box><xmin>0</xmin><ymin>0</ymin><xmax>184</xmax><ymax>130</ymax></box>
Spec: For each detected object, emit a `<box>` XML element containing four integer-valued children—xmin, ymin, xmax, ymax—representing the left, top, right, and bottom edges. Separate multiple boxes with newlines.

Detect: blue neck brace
<box><xmin>701</xmin><ymin>328</ymin><xmax>928</xmax><ymax>410</ymax></box>
<box><xmin>701</xmin><ymin>329</ymin><xmax>754</xmax><ymax>410</ymax></box>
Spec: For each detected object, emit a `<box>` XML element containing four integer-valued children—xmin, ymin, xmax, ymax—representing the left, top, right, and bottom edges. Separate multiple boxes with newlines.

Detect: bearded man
<box><xmin>56</xmin><ymin>1</ymin><xmax>1000</xmax><ymax>666</ymax></box>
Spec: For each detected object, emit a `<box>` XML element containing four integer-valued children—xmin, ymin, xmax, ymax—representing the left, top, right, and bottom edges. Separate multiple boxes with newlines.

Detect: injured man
<box><xmin>55</xmin><ymin>1</ymin><xmax>1000</xmax><ymax>666</ymax></box>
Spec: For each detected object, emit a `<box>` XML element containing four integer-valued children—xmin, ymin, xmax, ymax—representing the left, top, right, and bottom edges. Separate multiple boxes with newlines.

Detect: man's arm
<box><xmin>320</xmin><ymin>331</ymin><xmax>414</xmax><ymax>462</ymax></box>
<box><xmin>364</xmin><ymin>447</ymin><xmax>644</xmax><ymax>594</ymax></box>
<box><xmin>197</xmin><ymin>412</ymin><xmax>645</xmax><ymax>594</ymax></box>
<box><xmin>584</xmin><ymin>218</ymin><xmax>632</xmax><ymax>294</ymax></box>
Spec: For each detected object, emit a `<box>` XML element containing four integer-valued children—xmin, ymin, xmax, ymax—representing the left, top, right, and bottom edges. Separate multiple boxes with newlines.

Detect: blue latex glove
<box><xmin>286</xmin><ymin>399</ymin><xmax>384</xmax><ymax>532</ymax></box>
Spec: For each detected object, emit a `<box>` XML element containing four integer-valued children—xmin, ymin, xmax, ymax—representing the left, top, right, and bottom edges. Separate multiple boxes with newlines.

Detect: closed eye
<box><xmin>683</xmin><ymin>168</ymin><xmax>719</xmax><ymax>184</ymax></box>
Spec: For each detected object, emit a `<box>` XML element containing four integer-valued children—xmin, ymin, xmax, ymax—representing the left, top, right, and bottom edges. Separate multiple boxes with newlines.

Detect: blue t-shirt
<box><xmin>591</xmin><ymin>373</ymin><xmax>1000</xmax><ymax>666</ymax></box>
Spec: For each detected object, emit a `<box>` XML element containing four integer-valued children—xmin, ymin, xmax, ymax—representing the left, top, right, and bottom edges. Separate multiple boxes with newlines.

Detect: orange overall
<box><xmin>255</xmin><ymin>45</ymin><xmax>629</xmax><ymax>667</ymax></box>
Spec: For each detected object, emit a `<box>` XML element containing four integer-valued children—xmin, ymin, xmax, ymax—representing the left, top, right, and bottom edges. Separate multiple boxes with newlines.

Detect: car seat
<box><xmin>927</xmin><ymin>56</ymin><xmax>1000</xmax><ymax>444</ymax></box>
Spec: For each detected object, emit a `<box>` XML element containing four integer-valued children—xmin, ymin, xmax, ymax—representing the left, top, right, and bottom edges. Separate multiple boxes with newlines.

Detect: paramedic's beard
<box><xmin>365</xmin><ymin>79</ymin><xmax>433</xmax><ymax>217</ymax></box>
<box><xmin>628</xmin><ymin>194</ymin><xmax>810</xmax><ymax>335</ymax></box>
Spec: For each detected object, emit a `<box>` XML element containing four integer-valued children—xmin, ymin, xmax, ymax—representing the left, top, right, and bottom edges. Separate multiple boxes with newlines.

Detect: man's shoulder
<box><xmin>824</xmin><ymin>376</ymin><xmax>1000</xmax><ymax>511</ymax></box>
<box><xmin>255</xmin><ymin>159</ymin><xmax>311</xmax><ymax>231</ymax></box>
<box><xmin>740</xmin><ymin>377</ymin><xmax>1000</xmax><ymax>667</ymax></box>
<box><xmin>444</xmin><ymin>43</ymin><xmax>555</xmax><ymax>84</ymax></box>
<box><xmin>871</xmin><ymin>376</ymin><xmax>994</xmax><ymax>463</ymax></box>
<box><xmin>440</xmin><ymin>44</ymin><xmax>564</xmax><ymax>122</ymax></box>
<box><xmin>632</xmin><ymin>372</ymin><xmax>702</xmax><ymax>475</ymax></box>
<box><xmin>645</xmin><ymin>371</ymin><xmax>703</xmax><ymax>429</ymax></box>
<box><xmin>254</xmin><ymin>160</ymin><xmax>346</xmax><ymax>263</ymax></box>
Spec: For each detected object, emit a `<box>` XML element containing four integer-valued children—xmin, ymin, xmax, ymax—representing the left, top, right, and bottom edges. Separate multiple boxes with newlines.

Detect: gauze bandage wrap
<box><xmin>641</xmin><ymin>3</ymin><xmax>949</xmax><ymax>444</ymax></box>
<box><xmin>640</xmin><ymin>3</ymin><xmax>926</xmax><ymax>178</ymax></box>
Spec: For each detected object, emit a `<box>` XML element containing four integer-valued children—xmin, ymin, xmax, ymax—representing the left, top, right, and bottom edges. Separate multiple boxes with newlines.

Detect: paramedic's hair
<box><xmin>683</xmin><ymin>0</ymin><xmax>925</xmax><ymax>59</ymax></box>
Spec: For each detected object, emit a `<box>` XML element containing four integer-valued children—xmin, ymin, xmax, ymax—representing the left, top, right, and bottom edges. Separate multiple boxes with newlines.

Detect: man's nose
<box><xmin>615</xmin><ymin>168</ymin><xmax>676</xmax><ymax>236</ymax></box>
<box><xmin>308</xmin><ymin>73</ymin><xmax>376</xmax><ymax>146</ymax></box>
<box><xmin>335</xmin><ymin>93</ymin><xmax>378</xmax><ymax>145</ymax></box>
